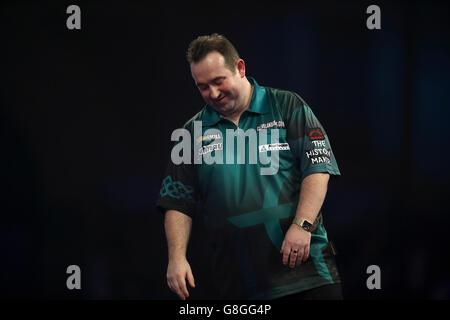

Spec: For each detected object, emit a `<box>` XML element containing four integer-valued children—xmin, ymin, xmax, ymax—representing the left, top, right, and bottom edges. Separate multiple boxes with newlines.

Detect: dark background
<box><xmin>1</xmin><ymin>1</ymin><xmax>449</xmax><ymax>300</ymax></box>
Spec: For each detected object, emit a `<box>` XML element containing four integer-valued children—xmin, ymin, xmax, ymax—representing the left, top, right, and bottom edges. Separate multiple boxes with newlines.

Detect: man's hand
<box><xmin>167</xmin><ymin>257</ymin><xmax>196</xmax><ymax>300</ymax></box>
<box><xmin>280</xmin><ymin>224</ymin><xmax>311</xmax><ymax>268</ymax></box>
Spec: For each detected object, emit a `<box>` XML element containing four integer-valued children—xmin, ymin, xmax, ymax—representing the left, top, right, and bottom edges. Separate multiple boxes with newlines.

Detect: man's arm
<box><xmin>280</xmin><ymin>172</ymin><xmax>330</xmax><ymax>268</ymax></box>
<box><xmin>165</xmin><ymin>209</ymin><xmax>196</xmax><ymax>300</ymax></box>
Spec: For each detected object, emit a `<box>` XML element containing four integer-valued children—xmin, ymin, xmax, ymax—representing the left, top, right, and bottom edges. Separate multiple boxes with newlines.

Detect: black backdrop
<box><xmin>1</xmin><ymin>1</ymin><xmax>450</xmax><ymax>300</ymax></box>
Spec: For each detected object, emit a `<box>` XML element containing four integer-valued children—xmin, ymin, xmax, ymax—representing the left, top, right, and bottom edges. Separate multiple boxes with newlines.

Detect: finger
<box><xmin>289</xmin><ymin>251</ymin><xmax>298</xmax><ymax>268</ymax></box>
<box><xmin>280</xmin><ymin>240</ymin><xmax>285</xmax><ymax>254</ymax></box>
<box><xmin>170</xmin><ymin>276</ymin><xmax>186</xmax><ymax>300</ymax></box>
<box><xmin>295</xmin><ymin>249</ymin><xmax>304</xmax><ymax>267</ymax></box>
<box><xmin>176</xmin><ymin>286</ymin><xmax>187</xmax><ymax>300</ymax></box>
<box><xmin>178</xmin><ymin>276</ymin><xmax>190</xmax><ymax>299</ymax></box>
<box><xmin>303</xmin><ymin>246</ymin><xmax>310</xmax><ymax>262</ymax></box>
<box><xmin>187</xmin><ymin>269</ymin><xmax>196</xmax><ymax>288</ymax></box>
<box><xmin>170</xmin><ymin>279</ymin><xmax>185</xmax><ymax>300</ymax></box>
<box><xmin>295</xmin><ymin>251</ymin><xmax>301</xmax><ymax>267</ymax></box>
<box><xmin>295</xmin><ymin>255</ymin><xmax>301</xmax><ymax>267</ymax></box>
<box><xmin>168</xmin><ymin>278</ymin><xmax>178</xmax><ymax>295</ymax></box>
<box><xmin>282</xmin><ymin>247</ymin><xmax>291</xmax><ymax>265</ymax></box>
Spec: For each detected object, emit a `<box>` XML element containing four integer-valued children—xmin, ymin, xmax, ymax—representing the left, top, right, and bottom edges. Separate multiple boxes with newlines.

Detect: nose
<box><xmin>209</xmin><ymin>86</ymin><xmax>220</xmax><ymax>100</ymax></box>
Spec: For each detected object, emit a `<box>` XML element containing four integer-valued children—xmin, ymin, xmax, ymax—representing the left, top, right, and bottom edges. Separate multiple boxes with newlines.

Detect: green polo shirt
<box><xmin>157</xmin><ymin>77</ymin><xmax>341</xmax><ymax>299</ymax></box>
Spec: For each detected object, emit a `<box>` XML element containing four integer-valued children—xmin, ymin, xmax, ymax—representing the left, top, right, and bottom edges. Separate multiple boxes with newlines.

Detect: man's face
<box><xmin>190</xmin><ymin>51</ymin><xmax>245</xmax><ymax>116</ymax></box>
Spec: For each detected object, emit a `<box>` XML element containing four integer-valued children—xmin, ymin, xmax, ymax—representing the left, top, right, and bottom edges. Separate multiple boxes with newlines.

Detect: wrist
<box><xmin>168</xmin><ymin>250</ymin><xmax>187</xmax><ymax>261</ymax></box>
<box><xmin>292</xmin><ymin>217</ymin><xmax>314</xmax><ymax>232</ymax></box>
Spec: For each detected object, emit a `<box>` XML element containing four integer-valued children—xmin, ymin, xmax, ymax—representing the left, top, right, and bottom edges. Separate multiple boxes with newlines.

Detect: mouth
<box><xmin>214</xmin><ymin>95</ymin><xmax>226</xmax><ymax>104</ymax></box>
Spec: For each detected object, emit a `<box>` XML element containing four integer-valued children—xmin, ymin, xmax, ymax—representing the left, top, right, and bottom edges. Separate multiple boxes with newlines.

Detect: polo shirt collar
<box><xmin>246</xmin><ymin>77</ymin><xmax>269</xmax><ymax>115</ymax></box>
<box><xmin>201</xmin><ymin>76</ymin><xmax>269</xmax><ymax>126</ymax></box>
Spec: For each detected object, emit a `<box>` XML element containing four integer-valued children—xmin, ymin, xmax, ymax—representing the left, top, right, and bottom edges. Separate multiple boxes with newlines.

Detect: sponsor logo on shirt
<box><xmin>256</xmin><ymin>120</ymin><xmax>285</xmax><ymax>132</ymax></box>
<box><xmin>308</xmin><ymin>127</ymin><xmax>325</xmax><ymax>141</ymax></box>
<box><xmin>198</xmin><ymin>142</ymin><xmax>223</xmax><ymax>155</ymax></box>
<box><xmin>196</xmin><ymin>133</ymin><xmax>222</xmax><ymax>144</ymax></box>
<box><xmin>259</xmin><ymin>143</ymin><xmax>290</xmax><ymax>152</ymax></box>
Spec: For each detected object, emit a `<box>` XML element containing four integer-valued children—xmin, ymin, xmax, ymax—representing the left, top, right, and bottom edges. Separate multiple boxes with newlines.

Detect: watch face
<box><xmin>302</xmin><ymin>221</ymin><xmax>313</xmax><ymax>230</ymax></box>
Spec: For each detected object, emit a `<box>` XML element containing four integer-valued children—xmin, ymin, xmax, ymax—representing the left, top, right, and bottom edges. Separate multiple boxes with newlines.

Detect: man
<box><xmin>156</xmin><ymin>33</ymin><xmax>342</xmax><ymax>300</ymax></box>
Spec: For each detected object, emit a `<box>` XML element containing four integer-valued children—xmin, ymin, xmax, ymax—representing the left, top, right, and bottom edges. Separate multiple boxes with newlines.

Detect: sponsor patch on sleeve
<box><xmin>305</xmin><ymin>148</ymin><xmax>331</xmax><ymax>164</ymax></box>
<box><xmin>307</xmin><ymin>127</ymin><xmax>325</xmax><ymax>141</ymax></box>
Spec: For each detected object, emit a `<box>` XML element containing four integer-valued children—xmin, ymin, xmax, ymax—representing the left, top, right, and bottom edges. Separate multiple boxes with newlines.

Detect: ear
<box><xmin>236</xmin><ymin>59</ymin><xmax>246</xmax><ymax>78</ymax></box>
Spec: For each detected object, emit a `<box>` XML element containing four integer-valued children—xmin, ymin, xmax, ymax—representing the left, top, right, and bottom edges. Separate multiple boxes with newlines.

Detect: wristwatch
<box><xmin>292</xmin><ymin>218</ymin><xmax>314</xmax><ymax>232</ymax></box>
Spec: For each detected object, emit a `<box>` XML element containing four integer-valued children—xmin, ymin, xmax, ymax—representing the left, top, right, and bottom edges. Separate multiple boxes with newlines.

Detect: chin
<box><xmin>219</xmin><ymin>106</ymin><xmax>235</xmax><ymax>116</ymax></box>
<box><xmin>212</xmin><ymin>103</ymin><xmax>229</xmax><ymax>112</ymax></box>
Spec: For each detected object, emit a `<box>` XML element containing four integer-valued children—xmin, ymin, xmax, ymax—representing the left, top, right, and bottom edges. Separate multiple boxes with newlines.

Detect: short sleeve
<box><xmin>156</xmin><ymin>145</ymin><xmax>199</xmax><ymax>219</ymax></box>
<box><xmin>285</xmin><ymin>96</ymin><xmax>341</xmax><ymax>180</ymax></box>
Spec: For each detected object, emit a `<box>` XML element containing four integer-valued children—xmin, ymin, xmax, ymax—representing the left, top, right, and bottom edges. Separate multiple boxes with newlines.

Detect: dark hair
<box><xmin>186</xmin><ymin>33</ymin><xmax>240</xmax><ymax>72</ymax></box>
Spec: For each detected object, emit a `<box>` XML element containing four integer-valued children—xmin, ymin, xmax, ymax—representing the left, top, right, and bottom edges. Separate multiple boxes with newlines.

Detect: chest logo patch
<box><xmin>256</xmin><ymin>120</ymin><xmax>285</xmax><ymax>132</ymax></box>
<box><xmin>196</xmin><ymin>133</ymin><xmax>222</xmax><ymax>144</ymax></box>
<box><xmin>258</xmin><ymin>143</ymin><xmax>290</xmax><ymax>152</ymax></box>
